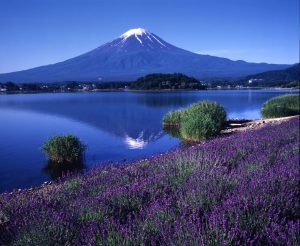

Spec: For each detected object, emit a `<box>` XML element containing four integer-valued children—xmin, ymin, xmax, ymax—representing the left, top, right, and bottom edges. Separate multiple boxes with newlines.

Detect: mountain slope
<box><xmin>0</xmin><ymin>28</ymin><xmax>290</xmax><ymax>82</ymax></box>
<box><xmin>245</xmin><ymin>63</ymin><xmax>299</xmax><ymax>83</ymax></box>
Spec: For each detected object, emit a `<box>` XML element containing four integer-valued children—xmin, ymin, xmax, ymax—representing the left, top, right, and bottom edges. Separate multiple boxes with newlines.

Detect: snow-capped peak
<box><xmin>120</xmin><ymin>28</ymin><xmax>148</xmax><ymax>39</ymax></box>
<box><xmin>113</xmin><ymin>28</ymin><xmax>167</xmax><ymax>48</ymax></box>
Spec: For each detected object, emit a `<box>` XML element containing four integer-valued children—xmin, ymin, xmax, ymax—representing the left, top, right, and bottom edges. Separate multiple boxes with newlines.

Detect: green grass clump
<box><xmin>162</xmin><ymin>109</ymin><xmax>185</xmax><ymax>128</ymax></box>
<box><xmin>163</xmin><ymin>101</ymin><xmax>226</xmax><ymax>141</ymax></box>
<box><xmin>181</xmin><ymin>101</ymin><xmax>226</xmax><ymax>141</ymax></box>
<box><xmin>42</xmin><ymin>135</ymin><xmax>85</xmax><ymax>164</ymax></box>
<box><xmin>261</xmin><ymin>94</ymin><xmax>299</xmax><ymax>118</ymax></box>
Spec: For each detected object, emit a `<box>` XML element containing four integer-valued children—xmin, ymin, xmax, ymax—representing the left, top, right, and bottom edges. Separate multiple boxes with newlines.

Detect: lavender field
<box><xmin>0</xmin><ymin>117</ymin><xmax>299</xmax><ymax>245</ymax></box>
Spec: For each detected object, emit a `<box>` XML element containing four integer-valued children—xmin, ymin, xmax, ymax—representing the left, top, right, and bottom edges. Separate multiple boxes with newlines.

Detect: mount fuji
<box><xmin>0</xmin><ymin>28</ymin><xmax>290</xmax><ymax>82</ymax></box>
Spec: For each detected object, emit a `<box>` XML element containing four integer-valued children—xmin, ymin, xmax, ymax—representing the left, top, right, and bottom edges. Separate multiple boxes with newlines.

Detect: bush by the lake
<box><xmin>261</xmin><ymin>94</ymin><xmax>299</xmax><ymax>118</ymax></box>
<box><xmin>163</xmin><ymin>101</ymin><xmax>226</xmax><ymax>141</ymax></box>
<box><xmin>162</xmin><ymin>109</ymin><xmax>185</xmax><ymax>128</ymax></box>
<box><xmin>42</xmin><ymin>135</ymin><xmax>85</xmax><ymax>164</ymax></box>
<box><xmin>181</xmin><ymin>101</ymin><xmax>226</xmax><ymax>141</ymax></box>
<box><xmin>1</xmin><ymin>117</ymin><xmax>299</xmax><ymax>245</ymax></box>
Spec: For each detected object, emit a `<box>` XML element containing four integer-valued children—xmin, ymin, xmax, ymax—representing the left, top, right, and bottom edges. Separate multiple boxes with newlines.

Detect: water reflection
<box><xmin>0</xmin><ymin>92</ymin><xmax>166</xmax><ymax>142</ymax></box>
<box><xmin>42</xmin><ymin>160</ymin><xmax>85</xmax><ymax>180</ymax></box>
<box><xmin>163</xmin><ymin>127</ymin><xmax>181</xmax><ymax>139</ymax></box>
<box><xmin>124</xmin><ymin>130</ymin><xmax>164</xmax><ymax>149</ymax></box>
<box><xmin>124</xmin><ymin>135</ymin><xmax>148</xmax><ymax>149</ymax></box>
<box><xmin>135</xmin><ymin>92</ymin><xmax>199</xmax><ymax>107</ymax></box>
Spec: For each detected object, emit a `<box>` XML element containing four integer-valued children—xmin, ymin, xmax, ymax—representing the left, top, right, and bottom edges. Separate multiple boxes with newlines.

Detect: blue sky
<box><xmin>0</xmin><ymin>0</ymin><xmax>298</xmax><ymax>73</ymax></box>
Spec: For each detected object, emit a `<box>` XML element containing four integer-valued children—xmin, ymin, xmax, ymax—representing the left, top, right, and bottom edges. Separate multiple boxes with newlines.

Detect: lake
<box><xmin>0</xmin><ymin>89</ymin><xmax>296</xmax><ymax>192</ymax></box>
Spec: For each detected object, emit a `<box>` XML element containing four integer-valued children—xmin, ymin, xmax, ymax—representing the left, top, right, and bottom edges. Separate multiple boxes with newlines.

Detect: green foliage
<box><xmin>2</xmin><ymin>82</ymin><xmax>20</xmax><ymax>91</ymax></box>
<box><xmin>163</xmin><ymin>101</ymin><xmax>226</xmax><ymax>141</ymax></box>
<box><xmin>79</xmin><ymin>209</ymin><xmax>104</xmax><ymax>222</ymax></box>
<box><xmin>169</xmin><ymin>161</ymin><xmax>193</xmax><ymax>187</ymax></box>
<box><xmin>162</xmin><ymin>109</ymin><xmax>185</xmax><ymax>127</ymax></box>
<box><xmin>261</xmin><ymin>94</ymin><xmax>299</xmax><ymax>118</ymax></box>
<box><xmin>42</xmin><ymin>135</ymin><xmax>85</xmax><ymax>164</ymax></box>
<box><xmin>130</xmin><ymin>73</ymin><xmax>206</xmax><ymax>90</ymax></box>
<box><xmin>66</xmin><ymin>179</ymin><xmax>81</xmax><ymax>190</ymax></box>
<box><xmin>284</xmin><ymin>81</ymin><xmax>300</xmax><ymax>89</ymax></box>
<box><xmin>0</xmin><ymin>81</ymin><xmax>131</xmax><ymax>94</ymax></box>
<box><xmin>180</xmin><ymin>101</ymin><xmax>226</xmax><ymax>141</ymax></box>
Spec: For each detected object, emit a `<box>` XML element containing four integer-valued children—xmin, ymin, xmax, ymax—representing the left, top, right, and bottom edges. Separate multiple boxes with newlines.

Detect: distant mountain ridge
<box><xmin>0</xmin><ymin>28</ymin><xmax>291</xmax><ymax>83</ymax></box>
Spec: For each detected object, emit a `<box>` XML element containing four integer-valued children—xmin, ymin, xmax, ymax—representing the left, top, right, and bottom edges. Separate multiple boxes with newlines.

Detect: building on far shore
<box><xmin>248</xmin><ymin>78</ymin><xmax>264</xmax><ymax>84</ymax></box>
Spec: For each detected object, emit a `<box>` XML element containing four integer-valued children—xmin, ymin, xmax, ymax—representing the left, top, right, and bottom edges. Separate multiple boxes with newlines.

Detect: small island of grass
<box><xmin>163</xmin><ymin>101</ymin><xmax>226</xmax><ymax>141</ymax></box>
<box><xmin>42</xmin><ymin>135</ymin><xmax>86</xmax><ymax>164</ymax></box>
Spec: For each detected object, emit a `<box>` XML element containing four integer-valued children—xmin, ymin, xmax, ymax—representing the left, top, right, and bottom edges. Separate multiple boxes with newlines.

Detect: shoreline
<box><xmin>221</xmin><ymin>115</ymin><xmax>298</xmax><ymax>134</ymax></box>
<box><xmin>0</xmin><ymin>87</ymin><xmax>298</xmax><ymax>96</ymax></box>
<box><xmin>1</xmin><ymin>115</ymin><xmax>298</xmax><ymax>196</ymax></box>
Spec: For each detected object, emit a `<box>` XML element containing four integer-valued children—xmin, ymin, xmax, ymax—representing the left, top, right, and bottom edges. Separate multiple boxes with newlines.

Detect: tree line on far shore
<box><xmin>1</xmin><ymin>67</ymin><xmax>299</xmax><ymax>93</ymax></box>
<box><xmin>0</xmin><ymin>73</ymin><xmax>206</xmax><ymax>93</ymax></box>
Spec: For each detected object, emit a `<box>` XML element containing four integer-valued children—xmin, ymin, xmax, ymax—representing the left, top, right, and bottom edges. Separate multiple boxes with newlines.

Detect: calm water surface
<box><xmin>0</xmin><ymin>89</ymin><xmax>296</xmax><ymax>192</ymax></box>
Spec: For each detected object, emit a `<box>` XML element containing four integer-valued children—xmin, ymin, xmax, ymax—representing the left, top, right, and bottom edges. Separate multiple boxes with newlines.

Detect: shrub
<box><xmin>261</xmin><ymin>94</ymin><xmax>299</xmax><ymax>118</ymax></box>
<box><xmin>162</xmin><ymin>109</ymin><xmax>185</xmax><ymax>128</ymax></box>
<box><xmin>163</xmin><ymin>101</ymin><xmax>226</xmax><ymax>141</ymax></box>
<box><xmin>180</xmin><ymin>101</ymin><xmax>226</xmax><ymax>141</ymax></box>
<box><xmin>42</xmin><ymin>135</ymin><xmax>85</xmax><ymax>164</ymax></box>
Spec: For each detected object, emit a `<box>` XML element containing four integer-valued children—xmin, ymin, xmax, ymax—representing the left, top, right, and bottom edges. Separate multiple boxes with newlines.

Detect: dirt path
<box><xmin>222</xmin><ymin>115</ymin><xmax>299</xmax><ymax>134</ymax></box>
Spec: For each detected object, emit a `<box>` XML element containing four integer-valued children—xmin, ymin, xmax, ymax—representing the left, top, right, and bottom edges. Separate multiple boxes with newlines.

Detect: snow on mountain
<box><xmin>0</xmin><ymin>28</ymin><xmax>290</xmax><ymax>83</ymax></box>
<box><xmin>119</xmin><ymin>28</ymin><xmax>166</xmax><ymax>47</ymax></box>
<box><xmin>120</xmin><ymin>28</ymin><xmax>148</xmax><ymax>40</ymax></box>
<box><xmin>107</xmin><ymin>28</ymin><xmax>168</xmax><ymax>50</ymax></box>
